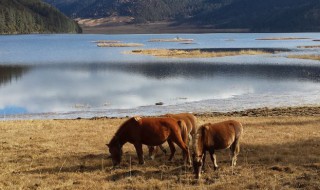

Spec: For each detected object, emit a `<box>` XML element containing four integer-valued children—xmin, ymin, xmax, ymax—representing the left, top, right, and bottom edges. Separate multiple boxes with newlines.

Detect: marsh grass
<box><xmin>130</xmin><ymin>49</ymin><xmax>272</xmax><ymax>58</ymax></box>
<box><xmin>288</xmin><ymin>54</ymin><xmax>320</xmax><ymax>61</ymax></box>
<box><xmin>1</xmin><ymin>111</ymin><xmax>320</xmax><ymax>189</ymax></box>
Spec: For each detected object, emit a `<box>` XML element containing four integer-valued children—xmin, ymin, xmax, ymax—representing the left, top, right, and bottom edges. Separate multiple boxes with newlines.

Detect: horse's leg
<box><xmin>148</xmin><ymin>146</ymin><xmax>156</xmax><ymax>160</ymax></box>
<box><xmin>188</xmin><ymin>133</ymin><xmax>192</xmax><ymax>147</ymax></box>
<box><xmin>167</xmin><ymin>139</ymin><xmax>176</xmax><ymax>161</ymax></box>
<box><xmin>202</xmin><ymin>151</ymin><xmax>207</xmax><ymax>172</ymax></box>
<box><xmin>209</xmin><ymin>148</ymin><xmax>218</xmax><ymax>170</ymax></box>
<box><xmin>230</xmin><ymin>139</ymin><xmax>240</xmax><ymax>167</ymax></box>
<box><xmin>159</xmin><ymin>144</ymin><xmax>167</xmax><ymax>155</ymax></box>
<box><xmin>170</xmin><ymin>132</ymin><xmax>191</xmax><ymax>165</ymax></box>
<box><xmin>133</xmin><ymin>143</ymin><xmax>144</xmax><ymax>164</ymax></box>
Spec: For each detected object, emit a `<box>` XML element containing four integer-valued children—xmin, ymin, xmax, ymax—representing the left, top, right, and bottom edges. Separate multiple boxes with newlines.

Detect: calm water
<box><xmin>0</xmin><ymin>33</ymin><xmax>320</xmax><ymax>119</ymax></box>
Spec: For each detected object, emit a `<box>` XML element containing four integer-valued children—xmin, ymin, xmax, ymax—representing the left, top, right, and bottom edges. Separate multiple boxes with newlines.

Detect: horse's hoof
<box><xmin>214</xmin><ymin>166</ymin><xmax>219</xmax><ymax>171</ymax></box>
<box><xmin>139</xmin><ymin>161</ymin><xmax>145</xmax><ymax>165</ymax></box>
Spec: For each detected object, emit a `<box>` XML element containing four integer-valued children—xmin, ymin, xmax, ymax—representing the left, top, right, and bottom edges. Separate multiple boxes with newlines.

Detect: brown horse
<box><xmin>148</xmin><ymin>113</ymin><xmax>198</xmax><ymax>159</ymax></box>
<box><xmin>192</xmin><ymin>120</ymin><xmax>243</xmax><ymax>179</ymax></box>
<box><xmin>106</xmin><ymin>116</ymin><xmax>191</xmax><ymax>167</ymax></box>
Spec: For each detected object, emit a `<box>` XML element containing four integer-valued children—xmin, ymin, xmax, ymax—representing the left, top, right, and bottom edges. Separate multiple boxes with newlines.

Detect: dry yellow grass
<box><xmin>1</xmin><ymin>108</ymin><xmax>320</xmax><ymax>189</ymax></box>
<box><xmin>288</xmin><ymin>54</ymin><xmax>320</xmax><ymax>61</ymax></box>
<box><xmin>130</xmin><ymin>49</ymin><xmax>271</xmax><ymax>58</ymax></box>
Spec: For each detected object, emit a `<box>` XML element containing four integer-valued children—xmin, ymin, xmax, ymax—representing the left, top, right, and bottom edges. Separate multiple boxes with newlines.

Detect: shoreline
<box><xmin>2</xmin><ymin>106</ymin><xmax>319</xmax><ymax>121</ymax></box>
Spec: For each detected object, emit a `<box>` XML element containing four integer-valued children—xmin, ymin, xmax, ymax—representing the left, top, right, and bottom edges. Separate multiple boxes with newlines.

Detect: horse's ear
<box><xmin>204</xmin><ymin>124</ymin><xmax>210</xmax><ymax>130</ymax></box>
<box><xmin>106</xmin><ymin>143</ymin><xmax>110</xmax><ymax>148</ymax></box>
<box><xmin>133</xmin><ymin>116</ymin><xmax>141</xmax><ymax>122</ymax></box>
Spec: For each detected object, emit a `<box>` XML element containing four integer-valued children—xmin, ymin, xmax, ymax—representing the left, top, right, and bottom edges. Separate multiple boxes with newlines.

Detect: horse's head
<box><xmin>106</xmin><ymin>139</ymin><xmax>123</xmax><ymax>167</ymax></box>
<box><xmin>192</xmin><ymin>153</ymin><xmax>204</xmax><ymax>179</ymax></box>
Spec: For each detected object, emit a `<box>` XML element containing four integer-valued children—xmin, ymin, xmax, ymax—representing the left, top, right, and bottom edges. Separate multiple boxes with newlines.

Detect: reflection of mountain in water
<box><xmin>0</xmin><ymin>65</ymin><xmax>30</xmax><ymax>86</ymax></box>
<box><xmin>79</xmin><ymin>62</ymin><xmax>320</xmax><ymax>82</ymax></box>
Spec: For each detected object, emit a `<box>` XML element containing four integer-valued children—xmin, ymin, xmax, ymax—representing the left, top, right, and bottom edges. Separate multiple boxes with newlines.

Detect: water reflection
<box><xmin>1</xmin><ymin>33</ymin><xmax>320</xmax><ymax>119</ymax></box>
<box><xmin>0</xmin><ymin>63</ymin><xmax>319</xmax><ymax>119</ymax></box>
<box><xmin>0</xmin><ymin>65</ymin><xmax>30</xmax><ymax>87</ymax></box>
<box><xmin>66</xmin><ymin>62</ymin><xmax>320</xmax><ymax>82</ymax></box>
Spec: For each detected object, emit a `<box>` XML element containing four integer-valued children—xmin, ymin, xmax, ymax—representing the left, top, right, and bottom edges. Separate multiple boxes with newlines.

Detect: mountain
<box><xmin>0</xmin><ymin>0</ymin><xmax>82</xmax><ymax>34</ymax></box>
<box><xmin>191</xmin><ymin>0</ymin><xmax>320</xmax><ymax>32</ymax></box>
<box><xmin>43</xmin><ymin>0</ymin><xmax>320</xmax><ymax>32</ymax></box>
<box><xmin>43</xmin><ymin>0</ymin><xmax>202</xmax><ymax>21</ymax></box>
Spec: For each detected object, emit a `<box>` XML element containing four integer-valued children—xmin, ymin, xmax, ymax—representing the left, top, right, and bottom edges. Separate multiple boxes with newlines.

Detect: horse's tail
<box><xmin>234</xmin><ymin>122</ymin><xmax>244</xmax><ymax>154</ymax></box>
<box><xmin>178</xmin><ymin>120</ymin><xmax>188</xmax><ymax>146</ymax></box>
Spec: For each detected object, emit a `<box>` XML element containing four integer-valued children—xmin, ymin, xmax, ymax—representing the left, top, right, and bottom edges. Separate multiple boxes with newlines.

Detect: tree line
<box><xmin>0</xmin><ymin>0</ymin><xmax>82</xmax><ymax>34</ymax></box>
<box><xmin>44</xmin><ymin>0</ymin><xmax>320</xmax><ymax>32</ymax></box>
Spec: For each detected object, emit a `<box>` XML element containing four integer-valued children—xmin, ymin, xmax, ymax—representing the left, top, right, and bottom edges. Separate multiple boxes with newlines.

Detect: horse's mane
<box><xmin>193</xmin><ymin>124</ymin><xmax>206</xmax><ymax>155</ymax></box>
<box><xmin>109</xmin><ymin>117</ymin><xmax>134</xmax><ymax>145</ymax></box>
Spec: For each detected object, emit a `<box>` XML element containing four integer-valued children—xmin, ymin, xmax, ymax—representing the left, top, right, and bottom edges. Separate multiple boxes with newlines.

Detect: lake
<box><xmin>0</xmin><ymin>33</ymin><xmax>320</xmax><ymax>120</ymax></box>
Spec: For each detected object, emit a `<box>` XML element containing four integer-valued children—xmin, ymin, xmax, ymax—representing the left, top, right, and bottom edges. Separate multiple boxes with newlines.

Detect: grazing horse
<box><xmin>192</xmin><ymin>120</ymin><xmax>243</xmax><ymax>179</ymax></box>
<box><xmin>106</xmin><ymin>116</ymin><xmax>191</xmax><ymax>167</ymax></box>
<box><xmin>148</xmin><ymin>113</ymin><xmax>198</xmax><ymax>160</ymax></box>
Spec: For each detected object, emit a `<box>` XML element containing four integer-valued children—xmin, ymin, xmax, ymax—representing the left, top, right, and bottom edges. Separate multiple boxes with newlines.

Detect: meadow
<box><xmin>1</xmin><ymin>107</ymin><xmax>320</xmax><ymax>189</ymax></box>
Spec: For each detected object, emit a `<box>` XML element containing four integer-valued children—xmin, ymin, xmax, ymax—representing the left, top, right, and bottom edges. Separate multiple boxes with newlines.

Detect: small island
<box><xmin>97</xmin><ymin>42</ymin><xmax>144</xmax><ymax>47</ymax></box>
<box><xmin>288</xmin><ymin>55</ymin><xmax>320</xmax><ymax>61</ymax></box>
<box><xmin>297</xmin><ymin>45</ymin><xmax>320</xmax><ymax>49</ymax></box>
<box><xmin>148</xmin><ymin>37</ymin><xmax>194</xmax><ymax>42</ymax></box>
<box><xmin>130</xmin><ymin>48</ymin><xmax>285</xmax><ymax>58</ymax></box>
<box><xmin>256</xmin><ymin>37</ymin><xmax>311</xmax><ymax>40</ymax></box>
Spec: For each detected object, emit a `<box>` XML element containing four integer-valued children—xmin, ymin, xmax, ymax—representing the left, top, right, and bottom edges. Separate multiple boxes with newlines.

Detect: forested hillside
<box><xmin>191</xmin><ymin>0</ymin><xmax>320</xmax><ymax>32</ymax></box>
<box><xmin>0</xmin><ymin>0</ymin><xmax>82</xmax><ymax>34</ymax></box>
<box><xmin>43</xmin><ymin>0</ymin><xmax>203</xmax><ymax>20</ymax></box>
<box><xmin>44</xmin><ymin>0</ymin><xmax>320</xmax><ymax>32</ymax></box>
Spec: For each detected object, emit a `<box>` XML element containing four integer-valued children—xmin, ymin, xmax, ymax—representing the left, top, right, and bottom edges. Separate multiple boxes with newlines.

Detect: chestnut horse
<box><xmin>148</xmin><ymin>113</ymin><xmax>198</xmax><ymax>159</ymax></box>
<box><xmin>192</xmin><ymin>120</ymin><xmax>243</xmax><ymax>179</ymax></box>
<box><xmin>107</xmin><ymin>116</ymin><xmax>191</xmax><ymax>167</ymax></box>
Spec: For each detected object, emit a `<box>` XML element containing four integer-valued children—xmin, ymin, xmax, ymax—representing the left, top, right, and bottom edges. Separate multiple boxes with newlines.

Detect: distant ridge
<box><xmin>44</xmin><ymin>0</ymin><xmax>320</xmax><ymax>32</ymax></box>
<box><xmin>0</xmin><ymin>0</ymin><xmax>82</xmax><ymax>34</ymax></box>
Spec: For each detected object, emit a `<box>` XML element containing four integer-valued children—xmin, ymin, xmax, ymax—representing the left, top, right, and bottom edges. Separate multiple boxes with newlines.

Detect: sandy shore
<box><xmin>1</xmin><ymin>106</ymin><xmax>319</xmax><ymax>189</ymax></box>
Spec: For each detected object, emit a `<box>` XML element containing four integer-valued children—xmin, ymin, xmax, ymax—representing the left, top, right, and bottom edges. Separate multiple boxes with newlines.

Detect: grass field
<box><xmin>1</xmin><ymin>108</ymin><xmax>320</xmax><ymax>189</ymax></box>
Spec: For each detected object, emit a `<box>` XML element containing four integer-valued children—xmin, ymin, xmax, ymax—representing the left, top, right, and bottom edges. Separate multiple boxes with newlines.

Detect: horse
<box><xmin>148</xmin><ymin>113</ymin><xmax>198</xmax><ymax>160</ymax></box>
<box><xmin>192</xmin><ymin>120</ymin><xmax>243</xmax><ymax>179</ymax></box>
<box><xmin>106</xmin><ymin>116</ymin><xmax>191</xmax><ymax>167</ymax></box>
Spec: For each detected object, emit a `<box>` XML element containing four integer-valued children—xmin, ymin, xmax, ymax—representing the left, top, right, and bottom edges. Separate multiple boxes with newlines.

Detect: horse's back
<box><xmin>136</xmin><ymin>117</ymin><xmax>181</xmax><ymax>145</ymax></box>
<box><xmin>203</xmin><ymin>120</ymin><xmax>243</xmax><ymax>149</ymax></box>
<box><xmin>165</xmin><ymin>113</ymin><xmax>197</xmax><ymax>133</ymax></box>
